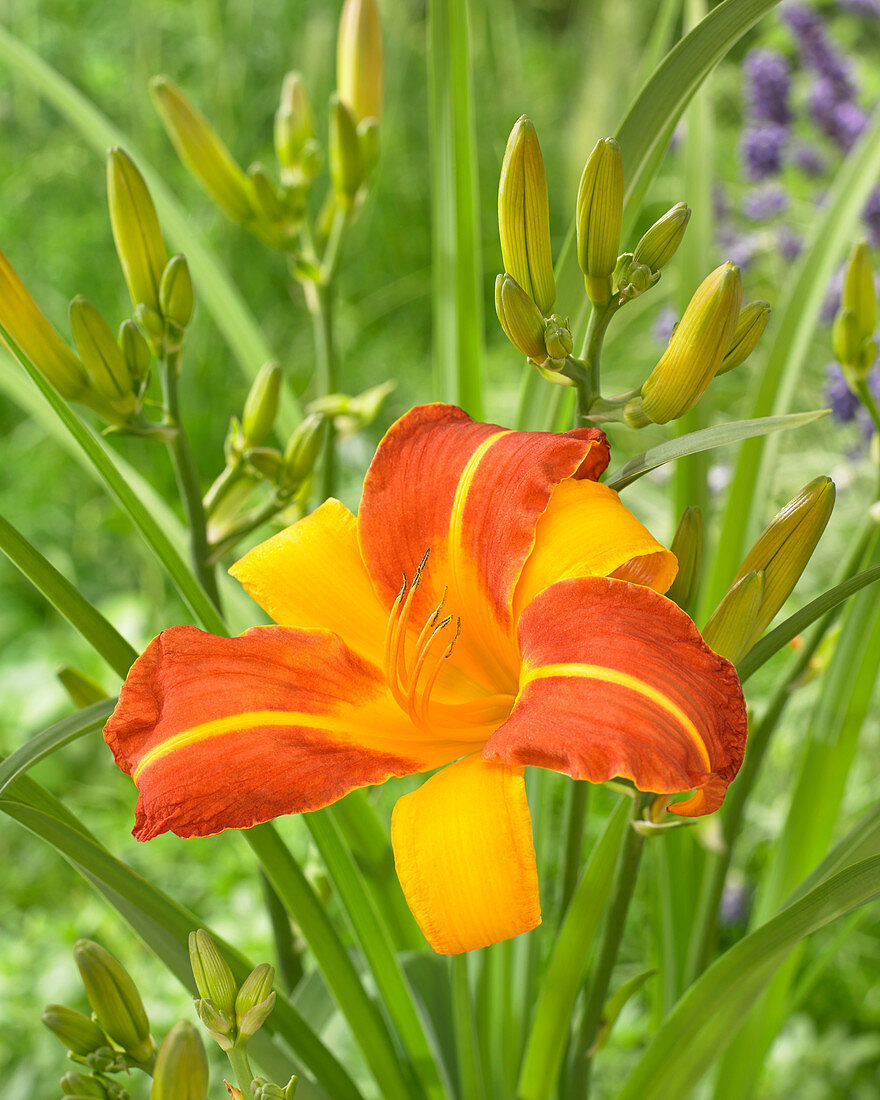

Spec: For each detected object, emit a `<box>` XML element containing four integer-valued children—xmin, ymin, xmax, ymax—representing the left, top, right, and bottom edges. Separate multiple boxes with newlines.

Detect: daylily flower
<box><xmin>104</xmin><ymin>404</ymin><xmax>747</xmax><ymax>954</ymax></box>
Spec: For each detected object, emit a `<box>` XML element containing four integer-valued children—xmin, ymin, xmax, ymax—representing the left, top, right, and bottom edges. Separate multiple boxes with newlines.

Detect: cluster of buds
<box><xmin>42</xmin><ymin>940</ymin><xmax>155</xmax><ymax>1091</ymax></box>
<box><xmin>625</xmin><ymin>263</ymin><xmax>770</xmax><ymax>427</ymax></box>
<box><xmin>151</xmin><ymin>0</ymin><xmax>382</xmax><ymax>254</ymax></box>
<box><xmin>189</xmin><ymin>929</ymin><xmax>277</xmax><ymax>1052</ymax></box>
<box><xmin>832</xmin><ymin>242</ymin><xmax>877</xmax><ymax>386</ymax></box>
<box><xmin>703</xmin><ymin>477</ymin><xmax>835</xmax><ymax>663</ymax></box>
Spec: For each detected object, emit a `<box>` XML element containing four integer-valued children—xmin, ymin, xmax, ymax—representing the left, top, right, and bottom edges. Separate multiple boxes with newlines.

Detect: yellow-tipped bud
<box><xmin>637</xmin><ymin>261</ymin><xmax>742</xmax><ymax>424</ymax></box>
<box><xmin>73</xmin><ymin>940</ymin><xmax>154</xmax><ymax>1063</ymax></box>
<box><xmin>498</xmin><ymin>115</ymin><xmax>555</xmax><ymax>315</ymax></box>
<box><xmin>242</xmin><ymin>362</ymin><xmax>282</xmax><ymax>447</ymax></box>
<box><xmin>107</xmin><ymin>149</ymin><xmax>167</xmax><ymax>314</ymax></box>
<box><xmin>118</xmin><ymin>319</ymin><xmax>152</xmax><ymax>386</ymax></box>
<box><xmin>275</xmin><ymin>72</ymin><xmax>314</xmax><ymax>171</ymax></box>
<box><xmin>731</xmin><ymin>476</ymin><xmax>835</xmax><ymax>651</ymax></box>
<box><xmin>702</xmin><ymin>569</ymin><xmax>765</xmax><ymax>663</ymax></box>
<box><xmin>159</xmin><ymin>254</ymin><xmax>194</xmax><ymax>330</ymax></box>
<box><xmin>188</xmin><ymin>930</ymin><xmax>238</xmax><ymax>1018</ymax></box>
<box><xmin>150</xmin><ymin>76</ymin><xmax>256</xmax><ymax>227</ymax></box>
<box><xmin>632</xmin><ymin>201</ymin><xmax>691</xmax><ymax>273</ymax></box>
<box><xmin>284</xmin><ymin>413</ymin><xmax>327</xmax><ymax>485</ymax></box>
<box><xmin>842</xmin><ymin>241</ymin><xmax>875</xmax><ymax>341</ymax></box>
<box><xmin>495</xmin><ymin>273</ymin><xmax>547</xmax><ymax>361</ymax></box>
<box><xmin>337</xmin><ymin>0</ymin><xmax>383</xmax><ymax>123</ymax></box>
<box><xmin>41</xmin><ymin>1004</ymin><xmax>107</xmax><ymax>1055</ymax></box>
<box><xmin>666</xmin><ymin>506</ymin><xmax>703</xmax><ymax>612</ymax></box>
<box><xmin>150</xmin><ymin>1022</ymin><xmax>209</xmax><ymax>1100</ymax></box>
<box><xmin>576</xmin><ymin>138</ymin><xmax>624</xmax><ymax>305</ymax></box>
<box><xmin>717</xmin><ymin>300</ymin><xmax>770</xmax><ymax>376</ymax></box>
<box><xmin>69</xmin><ymin>297</ymin><xmax>136</xmax><ymax>415</ymax></box>
<box><xmin>329</xmin><ymin>94</ymin><xmax>364</xmax><ymax>210</ymax></box>
<box><xmin>0</xmin><ymin>248</ymin><xmax>88</xmax><ymax>399</ymax></box>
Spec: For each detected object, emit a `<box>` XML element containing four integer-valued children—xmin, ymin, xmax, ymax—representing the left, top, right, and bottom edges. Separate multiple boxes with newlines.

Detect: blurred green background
<box><xmin>2</xmin><ymin>0</ymin><xmax>880</xmax><ymax>1095</ymax></box>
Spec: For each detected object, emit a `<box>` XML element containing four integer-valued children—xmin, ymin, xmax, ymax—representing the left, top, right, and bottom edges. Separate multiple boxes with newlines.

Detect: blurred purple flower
<box><xmin>651</xmin><ymin>305</ymin><xmax>678</xmax><ymax>346</ymax></box>
<box><xmin>741</xmin><ymin>123</ymin><xmax>788</xmax><ymax>180</ymax></box>
<box><xmin>717</xmin><ymin>227</ymin><xmax>761</xmax><ymax>270</ymax></box>
<box><xmin>777</xmin><ymin>225</ymin><xmax>804</xmax><ymax>260</ymax></box>
<box><xmin>784</xmin><ymin>2</ymin><xmax>856</xmax><ymax>97</ymax></box>
<box><xmin>719</xmin><ymin>878</ymin><xmax>750</xmax><ymax>927</ymax></box>
<box><xmin>793</xmin><ymin>143</ymin><xmax>826</xmax><ymax>176</ymax></box>
<box><xmin>744</xmin><ymin>49</ymin><xmax>793</xmax><ymax>125</ymax></box>
<box><xmin>826</xmin><ymin>362</ymin><xmax>860</xmax><ymax>420</ymax></box>
<box><xmin>743</xmin><ymin>184</ymin><xmax>790</xmax><ymax>221</ymax></box>
<box><xmin>821</xmin><ymin>266</ymin><xmax>845</xmax><ymax>324</ymax></box>
<box><xmin>839</xmin><ymin>0</ymin><xmax>880</xmax><ymax>18</ymax></box>
<box><xmin>863</xmin><ymin>187</ymin><xmax>880</xmax><ymax>247</ymax></box>
<box><xmin>809</xmin><ymin>79</ymin><xmax>868</xmax><ymax>150</ymax></box>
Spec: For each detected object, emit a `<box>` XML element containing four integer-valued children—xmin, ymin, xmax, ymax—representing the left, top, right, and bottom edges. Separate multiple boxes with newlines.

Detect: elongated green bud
<box><xmin>275</xmin><ymin>72</ymin><xmax>314</xmax><ymax>170</ymax></box>
<box><xmin>73</xmin><ymin>940</ymin><xmax>154</xmax><ymax>1063</ymax></box>
<box><xmin>235</xmin><ymin>963</ymin><xmax>276</xmax><ymax>1040</ymax></box>
<box><xmin>41</xmin><ymin>1005</ymin><xmax>107</xmax><ymax>1055</ymax></box>
<box><xmin>159</xmin><ymin>255</ymin><xmax>194</xmax><ymax>330</ymax></box>
<box><xmin>107</xmin><ymin>149</ymin><xmax>167</xmax><ymax>314</ymax></box>
<box><xmin>632</xmin><ymin>202</ymin><xmax>691</xmax><ymax>273</ymax></box>
<box><xmin>0</xmin><ymin>248</ymin><xmax>88</xmax><ymax>399</ymax></box>
<box><xmin>150</xmin><ymin>1022</ymin><xmax>209</xmax><ymax>1100</ymax></box>
<box><xmin>495</xmin><ymin>273</ymin><xmax>547</xmax><ymax>361</ymax></box>
<box><xmin>346</xmin><ymin>378</ymin><xmax>395</xmax><ymax>426</ymax></box>
<box><xmin>329</xmin><ymin>94</ymin><xmax>364</xmax><ymax>210</ymax></box>
<box><xmin>69</xmin><ymin>297</ymin><xmax>135</xmax><ymax>414</ymax></box>
<box><xmin>842</xmin><ymin>241</ymin><xmax>875</xmax><ymax>340</ymax></box>
<box><xmin>284</xmin><ymin>413</ymin><xmax>326</xmax><ymax>484</ymax></box>
<box><xmin>188</xmin><ymin>929</ymin><xmax>237</xmax><ymax>1017</ymax></box>
<box><xmin>833</xmin><ymin>307</ymin><xmax>861</xmax><ymax>366</ymax></box>
<box><xmin>337</xmin><ymin>0</ymin><xmax>383</xmax><ymax>122</ymax></box>
<box><xmin>666</xmin><ymin>506</ymin><xmax>703</xmax><ymax>613</ymax></box>
<box><xmin>498</xmin><ymin>115</ymin><xmax>555</xmax><ymax>315</ymax></box>
<box><xmin>118</xmin><ymin>319</ymin><xmax>151</xmax><ymax>386</ymax></box>
<box><xmin>576</xmin><ymin>138</ymin><xmax>623</xmax><ymax>305</ymax></box>
<box><xmin>732</xmin><ymin>476</ymin><xmax>835</xmax><ymax>651</ymax></box>
<box><xmin>702</xmin><ymin>569</ymin><xmax>765</xmax><ymax>663</ymax></box>
<box><xmin>248</xmin><ymin>163</ymin><xmax>286</xmax><ymax>225</ymax></box>
<box><xmin>60</xmin><ymin>1073</ymin><xmax>112</xmax><ymax>1098</ymax></box>
<box><xmin>242</xmin><ymin>362</ymin><xmax>282</xmax><ymax>447</ymax></box>
<box><xmin>634</xmin><ymin>261</ymin><xmax>742</xmax><ymax>424</ymax></box>
<box><xmin>150</xmin><ymin>76</ymin><xmax>256</xmax><ymax>226</ymax></box>
<box><xmin>717</xmin><ymin>300</ymin><xmax>770</xmax><ymax>376</ymax></box>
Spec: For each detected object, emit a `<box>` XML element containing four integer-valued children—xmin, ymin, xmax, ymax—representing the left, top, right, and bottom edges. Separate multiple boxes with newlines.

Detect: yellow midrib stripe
<box><xmin>520</xmin><ymin>663</ymin><xmax>711</xmax><ymax>770</ymax></box>
<box><xmin>448</xmin><ymin>430</ymin><xmax>508</xmax><ymax>580</ymax></box>
<box><xmin>132</xmin><ymin>710</ymin><xmax>340</xmax><ymax>781</ymax></box>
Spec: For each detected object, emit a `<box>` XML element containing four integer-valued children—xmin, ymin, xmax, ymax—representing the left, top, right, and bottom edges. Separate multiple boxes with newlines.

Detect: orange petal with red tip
<box><xmin>514</xmin><ymin>478</ymin><xmax>678</xmax><ymax>618</ymax></box>
<box><xmin>358</xmin><ymin>403</ymin><xmax>609</xmax><ymax>690</ymax></box>
<box><xmin>484</xmin><ymin>577</ymin><xmax>747</xmax><ymax>815</ymax></box>
<box><xmin>104</xmin><ymin>625</ymin><xmax>467</xmax><ymax>841</ymax></box>
<box><xmin>391</xmin><ymin>753</ymin><xmax>541</xmax><ymax>954</ymax></box>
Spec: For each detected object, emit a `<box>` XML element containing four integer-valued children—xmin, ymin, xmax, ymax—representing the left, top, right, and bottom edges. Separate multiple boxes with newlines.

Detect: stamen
<box><xmin>407</xmin><ymin>614</ymin><xmax>453</xmax><ymax>728</ymax></box>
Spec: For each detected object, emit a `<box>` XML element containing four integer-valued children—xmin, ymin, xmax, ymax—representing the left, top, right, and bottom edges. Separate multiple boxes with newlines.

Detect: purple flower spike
<box><xmin>777</xmin><ymin>226</ymin><xmax>804</xmax><ymax>260</ymax></box>
<box><xmin>840</xmin><ymin>0</ymin><xmax>880</xmax><ymax>18</ymax></box>
<box><xmin>784</xmin><ymin>2</ymin><xmax>856</xmax><ymax>97</ymax></box>
<box><xmin>793</xmin><ymin>143</ymin><xmax>826</xmax><ymax>176</ymax></box>
<box><xmin>862</xmin><ymin>186</ymin><xmax>880</xmax><ymax>247</ymax></box>
<box><xmin>741</xmin><ymin>123</ymin><xmax>788</xmax><ymax>180</ymax></box>
<box><xmin>651</xmin><ymin>305</ymin><xmax>679</xmax><ymax>346</ymax></box>
<box><xmin>826</xmin><ymin>363</ymin><xmax>861</xmax><ymax>421</ymax></box>
<box><xmin>743</xmin><ymin>184</ymin><xmax>790</xmax><ymax>221</ymax></box>
<box><xmin>743</xmin><ymin>49</ymin><xmax>793</xmax><ymax>125</ymax></box>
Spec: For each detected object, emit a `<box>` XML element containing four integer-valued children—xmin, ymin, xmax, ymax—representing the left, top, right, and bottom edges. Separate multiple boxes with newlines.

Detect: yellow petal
<box><xmin>391</xmin><ymin>754</ymin><xmax>541</xmax><ymax>954</ymax></box>
<box><xmin>514</xmin><ymin>479</ymin><xmax>678</xmax><ymax>619</ymax></box>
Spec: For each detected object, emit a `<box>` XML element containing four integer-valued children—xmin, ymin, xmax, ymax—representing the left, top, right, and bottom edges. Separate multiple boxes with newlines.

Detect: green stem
<box><xmin>160</xmin><ymin>348</ymin><xmax>222</xmax><ymax>610</ymax></box>
<box><xmin>203</xmin><ymin>457</ymin><xmax>245</xmax><ymax>518</ymax></box>
<box><xmin>451</xmin><ymin>954</ymin><xmax>486</xmax><ymax>1100</ymax></box>
<box><xmin>573</xmin><ymin>300</ymin><xmax>619</xmax><ymax>424</ymax></box>
<box><xmin>227</xmin><ymin>1043</ymin><xmax>255</xmax><ymax>1100</ymax></box>
<box><xmin>570</xmin><ymin>795</ymin><xmax>647</xmax><ymax>1095</ymax></box>
<box><xmin>207</xmin><ymin>496</ymin><xmax>285</xmax><ymax>564</ymax></box>
<box><xmin>304</xmin><ymin>279</ymin><xmax>338</xmax><ymax>501</ymax></box>
<box><xmin>855</xmin><ymin>376</ymin><xmax>880</xmax><ymax>437</ymax></box>
<box><xmin>560</xmin><ymin>782</ymin><xmax>590</xmax><ymax>919</ymax></box>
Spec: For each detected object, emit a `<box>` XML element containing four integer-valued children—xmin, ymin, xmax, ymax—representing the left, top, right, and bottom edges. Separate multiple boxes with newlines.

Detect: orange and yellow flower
<box><xmin>104</xmin><ymin>404</ymin><xmax>747</xmax><ymax>954</ymax></box>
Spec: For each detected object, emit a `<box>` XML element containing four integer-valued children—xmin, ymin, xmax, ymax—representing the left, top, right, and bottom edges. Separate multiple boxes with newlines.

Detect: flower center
<box><xmin>383</xmin><ymin>550</ymin><xmax>516</xmax><ymax>736</ymax></box>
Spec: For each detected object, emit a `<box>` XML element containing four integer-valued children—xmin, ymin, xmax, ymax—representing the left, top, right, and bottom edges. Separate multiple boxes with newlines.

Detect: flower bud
<box><xmin>0</xmin><ymin>248</ymin><xmax>88</xmax><ymax>400</ymax></box>
<box><xmin>69</xmin><ymin>297</ymin><xmax>135</xmax><ymax>415</ymax></box>
<box><xmin>498</xmin><ymin>115</ymin><xmax>555</xmax><ymax>315</ymax></box>
<box><xmin>833</xmin><ymin>307</ymin><xmax>862</xmax><ymax>367</ymax></box>
<box><xmin>61</xmin><ymin>1073</ymin><xmax>112</xmax><ymax>1098</ymax></box>
<box><xmin>337</xmin><ymin>0</ymin><xmax>383</xmax><ymax>123</ymax></box>
<box><xmin>107</xmin><ymin>149</ymin><xmax>167</xmax><ymax>314</ymax></box>
<box><xmin>716</xmin><ymin>300</ymin><xmax>770</xmax><ymax>376</ymax></box>
<box><xmin>159</xmin><ymin>255</ymin><xmax>194</xmax><ymax>330</ymax></box>
<box><xmin>150</xmin><ymin>1022</ymin><xmax>209</xmax><ymax>1100</ymax></box>
<box><xmin>346</xmin><ymin>379</ymin><xmax>395</xmax><ymax>427</ymax></box>
<box><xmin>275</xmin><ymin>72</ymin><xmax>314</xmax><ymax>173</ymax></box>
<box><xmin>576</xmin><ymin>138</ymin><xmax>624</xmax><ymax>305</ymax></box>
<box><xmin>246</xmin><ymin>448</ymin><xmax>285</xmax><ymax>481</ymax></box>
<box><xmin>731</xmin><ymin>476</ymin><xmax>835</xmax><ymax>651</ymax></box>
<box><xmin>617</xmin><ymin>258</ymin><xmax>659</xmax><ymax>302</ymax></box>
<box><xmin>194</xmin><ymin>997</ymin><xmax>235</xmax><ymax>1052</ymax></box>
<box><xmin>284</xmin><ymin>414</ymin><xmax>327</xmax><ymax>485</ymax></box>
<box><xmin>638</xmin><ymin>261</ymin><xmax>742</xmax><ymax>424</ymax></box>
<box><xmin>665</xmin><ymin>506</ymin><xmax>703</xmax><ymax>612</ymax></box>
<box><xmin>252</xmin><ymin>1078</ymin><xmax>299</xmax><ymax>1100</ymax></box>
<box><xmin>41</xmin><ymin>1005</ymin><xmax>107</xmax><ymax>1055</ymax></box>
<box><xmin>358</xmin><ymin>118</ymin><xmax>380</xmax><ymax>178</ymax></box>
<box><xmin>235</xmin><ymin>963</ymin><xmax>276</xmax><ymax>1040</ymax></box>
<box><xmin>703</xmin><ymin>569</ymin><xmax>765</xmax><ymax>663</ymax></box>
<box><xmin>188</xmin><ymin>930</ymin><xmax>237</xmax><ymax>1017</ymax></box>
<box><xmin>150</xmin><ymin>76</ymin><xmax>256</xmax><ymax>226</ymax></box>
<box><xmin>242</xmin><ymin>362</ymin><xmax>282</xmax><ymax>447</ymax></box>
<box><xmin>842</xmin><ymin>241</ymin><xmax>875</xmax><ymax>341</ymax></box>
<box><xmin>248</xmin><ymin>164</ymin><xmax>286</xmax><ymax>226</ymax></box>
<box><xmin>329</xmin><ymin>94</ymin><xmax>364</xmax><ymax>210</ymax></box>
<box><xmin>543</xmin><ymin>314</ymin><xmax>573</xmax><ymax>361</ymax></box>
<box><xmin>73</xmin><ymin>940</ymin><xmax>154</xmax><ymax>1063</ymax></box>
<box><xmin>632</xmin><ymin>202</ymin><xmax>691</xmax><ymax>273</ymax></box>
<box><xmin>495</xmin><ymin>273</ymin><xmax>547</xmax><ymax>361</ymax></box>
<box><xmin>118</xmin><ymin>320</ymin><xmax>152</xmax><ymax>387</ymax></box>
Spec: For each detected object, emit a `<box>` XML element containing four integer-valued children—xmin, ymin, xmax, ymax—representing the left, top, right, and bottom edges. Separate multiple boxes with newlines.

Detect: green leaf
<box><xmin>614</xmin><ymin>857</ymin><xmax>880</xmax><ymax>1100</ymax></box>
<box><xmin>0</xmin><ymin>699</ymin><xmax>114</xmax><ymax>798</ymax></box>
<box><xmin>518</xmin><ymin>797</ymin><xmax>631</xmax><ymax>1100</ymax></box>
<box><xmin>605</xmin><ymin>410</ymin><xmax>827</xmax><ymax>491</ymax></box>
<box><xmin>0</xmin><ymin>322</ymin><xmax>228</xmax><ymax>636</ymax></box>
<box><xmin>0</xmin><ymin>25</ymin><xmax>301</xmax><ymax>435</ymax></box>
<box><xmin>428</xmin><ymin>0</ymin><xmax>485</xmax><ymax>417</ymax></box>
<box><xmin>592</xmin><ymin>968</ymin><xmax>657</xmax><ymax>1055</ymax></box>
<box><xmin>703</xmin><ymin>101</ymin><xmax>880</xmax><ymax>615</ymax></box>
<box><xmin>0</xmin><ymin>514</ymin><xmax>137</xmax><ymax>678</ymax></box>
<box><xmin>736</xmin><ymin>563</ymin><xmax>880</xmax><ymax>682</ymax></box>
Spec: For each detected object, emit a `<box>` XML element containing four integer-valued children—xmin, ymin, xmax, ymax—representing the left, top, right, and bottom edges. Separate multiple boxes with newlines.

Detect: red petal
<box><xmin>483</xmin><ymin>577</ymin><xmax>747</xmax><ymax>815</ymax></box>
